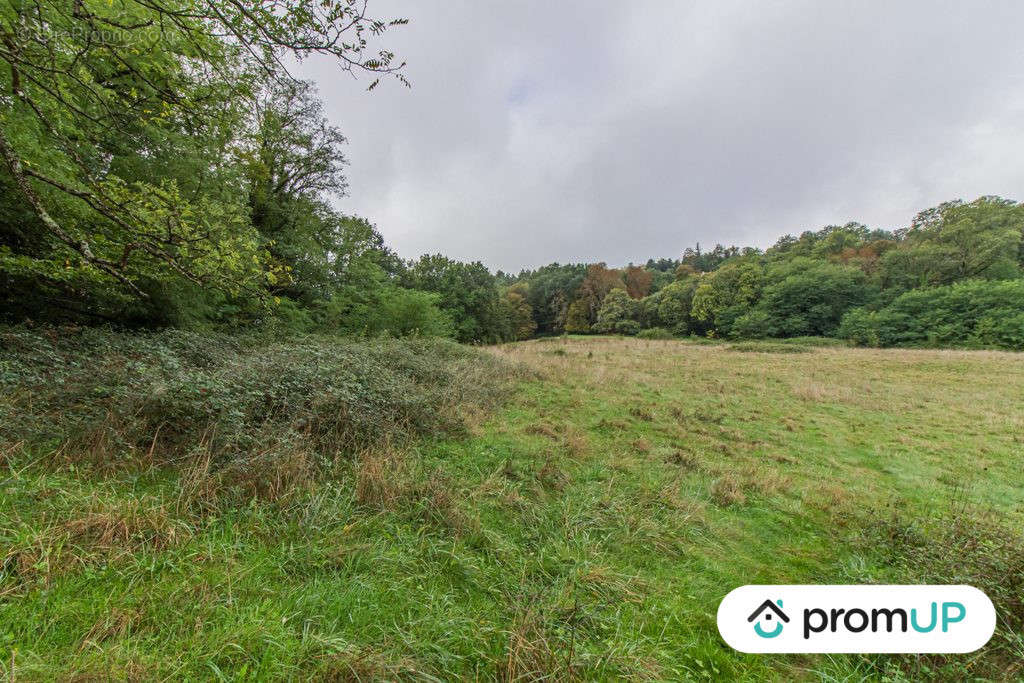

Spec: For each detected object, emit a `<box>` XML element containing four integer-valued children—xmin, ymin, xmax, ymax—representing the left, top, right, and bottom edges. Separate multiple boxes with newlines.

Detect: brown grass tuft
<box><xmin>665</xmin><ymin>449</ymin><xmax>701</xmax><ymax>470</ymax></box>
<box><xmin>561</xmin><ymin>427</ymin><xmax>590</xmax><ymax>460</ymax></box>
<box><xmin>354</xmin><ymin>449</ymin><xmax>406</xmax><ymax>508</ymax></box>
<box><xmin>498</xmin><ymin>604</ymin><xmax>568</xmax><ymax>682</ymax></box>
<box><xmin>536</xmin><ymin>458</ymin><xmax>569</xmax><ymax>492</ymax></box>
<box><xmin>631</xmin><ymin>438</ymin><xmax>651</xmax><ymax>454</ymax></box>
<box><xmin>710</xmin><ymin>475</ymin><xmax>747</xmax><ymax>507</ymax></box>
<box><xmin>524</xmin><ymin>423</ymin><xmax>560</xmax><ymax>440</ymax></box>
<box><xmin>629</xmin><ymin>406</ymin><xmax>654</xmax><ymax>422</ymax></box>
<box><xmin>354</xmin><ymin>449</ymin><xmax>476</xmax><ymax>534</ymax></box>
<box><xmin>78</xmin><ymin>608</ymin><xmax>141</xmax><ymax>651</ymax></box>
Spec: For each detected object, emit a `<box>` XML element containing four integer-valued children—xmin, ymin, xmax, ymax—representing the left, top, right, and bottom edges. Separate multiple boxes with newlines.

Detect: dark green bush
<box><xmin>729</xmin><ymin>308</ymin><xmax>777</xmax><ymax>339</ymax></box>
<box><xmin>776</xmin><ymin>336</ymin><xmax>849</xmax><ymax>347</ymax></box>
<box><xmin>760</xmin><ymin>261</ymin><xmax>872</xmax><ymax>337</ymax></box>
<box><xmin>0</xmin><ymin>326</ymin><xmax>522</xmax><ymax>466</ymax></box>
<box><xmin>862</xmin><ymin>507</ymin><xmax>1024</xmax><ymax>679</ymax></box>
<box><xmin>838</xmin><ymin>279</ymin><xmax>1024</xmax><ymax>350</ymax></box>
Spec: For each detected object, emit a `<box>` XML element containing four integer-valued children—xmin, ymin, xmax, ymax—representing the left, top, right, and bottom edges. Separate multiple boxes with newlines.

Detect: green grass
<box><xmin>2</xmin><ymin>334</ymin><xmax>1023</xmax><ymax>680</ymax></box>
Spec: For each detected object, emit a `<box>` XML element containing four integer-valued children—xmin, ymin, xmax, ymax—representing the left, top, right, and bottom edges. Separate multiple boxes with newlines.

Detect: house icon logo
<box><xmin>748</xmin><ymin>599</ymin><xmax>789</xmax><ymax>638</ymax></box>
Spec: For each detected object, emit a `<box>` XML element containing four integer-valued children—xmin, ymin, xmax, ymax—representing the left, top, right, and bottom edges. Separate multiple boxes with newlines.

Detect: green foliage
<box><xmin>319</xmin><ymin>280</ymin><xmax>453</xmax><ymax>339</ymax></box>
<box><xmin>642</xmin><ymin>277</ymin><xmax>699</xmax><ymax>335</ymax></box>
<box><xmin>514</xmin><ymin>263</ymin><xmax>586</xmax><ymax>335</ymax></box>
<box><xmin>0</xmin><ymin>0</ymin><xmax>406</xmax><ymax>325</ymax></box>
<box><xmin>569</xmin><ymin>263</ymin><xmax>626</xmax><ymax>331</ymax></box>
<box><xmin>838</xmin><ymin>279</ymin><xmax>1024</xmax><ymax>350</ymax></box>
<box><xmin>730</xmin><ymin>308</ymin><xmax>777</xmax><ymax>339</ymax></box>
<box><xmin>767</xmin><ymin>222</ymin><xmax>894</xmax><ymax>261</ymax></box>
<box><xmin>0</xmin><ymin>326</ymin><xmax>514</xmax><ymax>463</ymax></box>
<box><xmin>401</xmin><ymin>254</ymin><xmax>513</xmax><ymax>343</ymax></box>
<box><xmin>564</xmin><ymin>298</ymin><xmax>592</xmax><ymax>334</ymax></box>
<box><xmin>593</xmin><ymin>288</ymin><xmax>640</xmax><ymax>334</ymax></box>
<box><xmin>502</xmin><ymin>285</ymin><xmax>538</xmax><ymax>341</ymax></box>
<box><xmin>690</xmin><ymin>259</ymin><xmax>764</xmax><ymax>336</ymax></box>
<box><xmin>759</xmin><ymin>259</ymin><xmax>872</xmax><ymax>337</ymax></box>
<box><xmin>508</xmin><ymin>196</ymin><xmax>1022</xmax><ymax>349</ymax></box>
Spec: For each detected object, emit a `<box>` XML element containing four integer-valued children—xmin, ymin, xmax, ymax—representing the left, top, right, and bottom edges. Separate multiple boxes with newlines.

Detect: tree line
<box><xmin>1</xmin><ymin>2</ymin><xmax>1021</xmax><ymax>349</ymax></box>
<box><xmin>510</xmin><ymin>198</ymin><xmax>1024</xmax><ymax>349</ymax></box>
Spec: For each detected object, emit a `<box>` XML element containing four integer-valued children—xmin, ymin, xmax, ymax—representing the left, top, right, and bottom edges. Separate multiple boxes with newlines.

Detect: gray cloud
<box><xmin>297</xmin><ymin>1</ymin><xmax>1024</xmax><ymax>271</ymax></box>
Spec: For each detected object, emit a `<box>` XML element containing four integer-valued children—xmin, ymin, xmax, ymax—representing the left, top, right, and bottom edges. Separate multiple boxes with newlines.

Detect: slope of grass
<box><xmin>2</xmin><ymin>333</ymin><xmax>1022</xmax><ymax>680</ymax></box>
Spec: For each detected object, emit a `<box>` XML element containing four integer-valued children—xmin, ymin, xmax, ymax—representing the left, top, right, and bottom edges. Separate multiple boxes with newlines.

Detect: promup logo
<box><xmin>718</xmin><ymin>585</ymin><xmax>995</xmax><ymax>653</ymax></box>
<box><xmin>748</xmin><ymin>599</ymin><xmax>789</xmax><ymax>638</ymax></box>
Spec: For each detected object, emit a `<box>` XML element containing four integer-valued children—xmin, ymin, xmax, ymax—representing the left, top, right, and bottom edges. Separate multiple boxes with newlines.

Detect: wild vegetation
<box><xmin>2</xmin><ymin>333</ymin><xmax>1022</xmax><ymax>679</ymax></box>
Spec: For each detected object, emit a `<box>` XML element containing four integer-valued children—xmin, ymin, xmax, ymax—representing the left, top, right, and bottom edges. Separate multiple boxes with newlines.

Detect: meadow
<box><xmin>1</xmin><ymin>332</ymin><xmax>1022</xmax><ymax>680</ymax></box>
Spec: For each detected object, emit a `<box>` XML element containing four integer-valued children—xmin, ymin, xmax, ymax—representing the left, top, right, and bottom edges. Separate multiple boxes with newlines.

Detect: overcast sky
<box><xmin>297</xmin><ymin>1</ymin><xmax>1024</xmax><ymax>272</ymax></box>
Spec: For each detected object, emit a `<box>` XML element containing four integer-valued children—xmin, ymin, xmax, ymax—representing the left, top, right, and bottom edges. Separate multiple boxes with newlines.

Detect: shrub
<box><xmin>730</xmin><ymin>308</ymin><xmax>777</xmax><ymax>339</ymax></box>
<box><xmin>761</xmin><ymin>261</ymin><xmax>871</xmax><ymax>337</ymax></box>
<box><xmin>777</xmin><ymin>336</ymin><xmax>849</xmax><ymax>347</ymax></box>
<box><xmin>861</xmin><ymin>506</ymin><xmax>1024</xmax><ymax>679</ymax></box>
<box><xmin>0</xmin><ymin>326</ymin><xmax>523</xmax><ymax>470</ymax></box>
<box><xmin>838</xmin><ymin>279</ymin><xmax>1024</xmax><ymax>350</ymax></box>
<box><xmin>320</xmin><ymin>284</ymin><xmax>454</xmax><ymax>338</ymax></box>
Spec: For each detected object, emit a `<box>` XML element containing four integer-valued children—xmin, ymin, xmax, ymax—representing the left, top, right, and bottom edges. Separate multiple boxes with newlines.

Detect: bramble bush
<box><xmin>0</xmin><ymin>326</ymin><xmax>523</xmax><ymax>469</ymax></box>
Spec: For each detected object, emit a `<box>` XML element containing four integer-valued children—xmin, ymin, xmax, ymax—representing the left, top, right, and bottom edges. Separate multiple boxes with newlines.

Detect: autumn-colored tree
<box><xmin>569</xmin><ymin>263</ymin><xmax>624</xmax><ymax>329</ymax></box>
<box><xmin>674</xmin><ymin>263</ymin><xmax>699</xmax><ymax>280</ymax></box>
<box><xmin>623</xmin><ymin>265</ymin><xmax>653</xmax><ymax>299</ymax></box>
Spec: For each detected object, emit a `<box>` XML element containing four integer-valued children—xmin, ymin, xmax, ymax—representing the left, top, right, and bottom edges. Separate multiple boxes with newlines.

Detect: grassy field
<box><xmin>2</xmin><ymin>334</ymin><xmax>1023</xmax><ymax>680</ymax></box>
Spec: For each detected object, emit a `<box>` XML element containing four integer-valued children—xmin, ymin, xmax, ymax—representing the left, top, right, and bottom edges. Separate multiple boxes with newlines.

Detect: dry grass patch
<box><xmin>78</xmin><ymin>608</ymin><xmax>142</xmax><ymax>652</ymax></box>
<box><xmin>535</xmin><ymin>457</ymin><xmax>569</xmax><ymax>492</ymax></box>
<box><xmin>628</xmin><ymin>406</ymin><xmax>654</xmax><ymax>422</ymax></box>
<box><xmin>354</xmin><ymin>448</ymin><xmax>476</xmax><ymax>534</ymax></box>
<box><xmin>664</xmin><ymin>449</ymin><xmax>702</xmax><ymax>471</ymax></box>
<box><xmin>498</xmin><ymin>604</ymin><xmax>568</xmax><ymax>683</ymax></box>
<box><xmin>630</xmin><ymin>438</ymin><xmax>651</xmax><ymax>454</ymax></box>
<box><xmin>561</xmin><ymin>427</ymin><xmax>590</xmax><ymax>460</ymax></box>
<box><xmin>523</xmin><ymin>422</ymin><xmax>560</xmax><ymax>440</ymax></box>
<box><xmin>738</xmin><ymin>464</ymin><xmax>792</xmax><ymax>497</ymax></box>
<box><xmin>309</xmin><ymin>646</ymin><xmax>428</xmax><ymax>682</ymax></box>
<box><xmin>710</xmin><ymin>475</ymin><xmax>747</xmax><ymax>507</ymax></box>
<box><xmin>2</xmin><ymin>495</ymin><xmax>190</xmax><ymax>594</ymax></box>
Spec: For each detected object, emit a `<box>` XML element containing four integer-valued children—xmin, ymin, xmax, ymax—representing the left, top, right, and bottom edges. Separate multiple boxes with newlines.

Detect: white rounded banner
<box><xmin>717</xmin><ymin>585</ymin><xmax>995</xmax><ymax>653</ymax></box>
